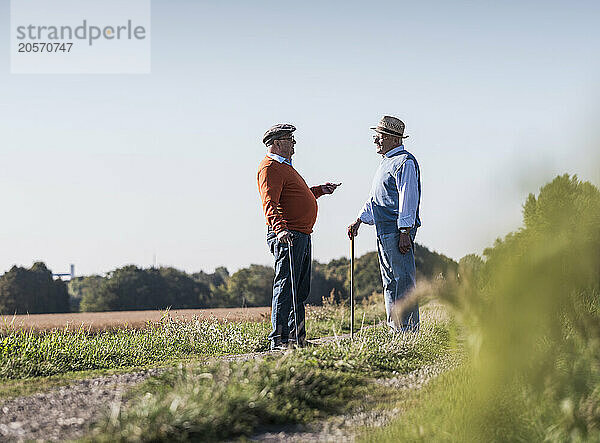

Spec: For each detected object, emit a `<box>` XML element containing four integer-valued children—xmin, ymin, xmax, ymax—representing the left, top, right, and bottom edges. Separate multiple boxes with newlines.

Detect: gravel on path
<box><xmin>250</xmin><ymin>352</ymin><xmax>462</xmax><ymax>442</ymax></box>
<box><xmin>0</xmin><ymin>369</ymin><xmax>165</xmax><ymax>442</ymax></box>
<box><xmin>0</xmin><ymin>349</ymin><xmax>286</xmax><ymax>442</ymax></box>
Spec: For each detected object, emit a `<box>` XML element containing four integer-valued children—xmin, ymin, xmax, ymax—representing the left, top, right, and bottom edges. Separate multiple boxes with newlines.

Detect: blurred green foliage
<box><xmin>369</xmin><ymin>174</ymin><xmax>600</xmax><ymax>441</ymax></box>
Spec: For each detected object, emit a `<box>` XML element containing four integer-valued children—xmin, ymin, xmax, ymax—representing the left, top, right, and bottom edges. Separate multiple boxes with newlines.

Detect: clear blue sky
<box><xmin>1</xmin><ymin>0</ymin><xmax>599</xmax><ymax>276</ymax></box>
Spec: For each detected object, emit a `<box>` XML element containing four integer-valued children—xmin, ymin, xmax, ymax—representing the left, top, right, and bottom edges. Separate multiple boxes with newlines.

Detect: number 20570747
<box><xmin>17</xmin><ymin>42</ymin><xmax>73</xmax><ymax>53</ymax></box>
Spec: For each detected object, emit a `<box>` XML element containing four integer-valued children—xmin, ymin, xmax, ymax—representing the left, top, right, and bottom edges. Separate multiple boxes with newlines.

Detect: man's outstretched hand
<box><xmin>320</xmin><ymin>182</ymin><xmax>342</xmax><ymax>195</ymax></box>
<box><xmin>347</xmin><ymin>219</ymin><xmax>361</xmax><ymax>239</ymax></box>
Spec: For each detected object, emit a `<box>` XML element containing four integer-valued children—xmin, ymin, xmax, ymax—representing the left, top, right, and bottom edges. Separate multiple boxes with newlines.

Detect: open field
<box><xmin>1</xmin><ymin>174</ymin><xmax>598</xmax><ymax>441</ymax></box>
<box><xmin>0</xmin><ymin>307</ymin><xmax>271</xmax><ymax>332</ymax></box>
<box><xmin>0</xmin><ymin>301</ymin><xmax>387</xmax><ymax>381</ymax></box>
<box><xmin>0</xmin><ymin>302</ymin><xmax>453</xmax><ymax>442</ymax></box>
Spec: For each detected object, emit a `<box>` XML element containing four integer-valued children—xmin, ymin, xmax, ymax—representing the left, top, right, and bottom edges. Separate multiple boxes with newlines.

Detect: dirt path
<box><xmin>0</xmin><ymin>343</ymin><xmax>300</xmax><ymax>442</ymax></box>
<box><xmin>249</xmin><ymin>351</ymin><xmax>461</xmax><ymax>442</ymax></box>
<box><xmin>0</xmin><ymin>352</ymin><xmax>274</xmax><ymax>442</ymax></box>
<box><xmin>0</xmin><ymin>369</ymin><xmax>163</xmax><ymax>442</ymax></box>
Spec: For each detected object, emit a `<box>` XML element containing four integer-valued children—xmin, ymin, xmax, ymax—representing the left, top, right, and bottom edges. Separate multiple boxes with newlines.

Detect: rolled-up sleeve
<box><xmin>395</xmin><ymin>160</ymin><xmax>419</xmax><ymax>229</ymax></box>
<box><xmin>358</xmin><ymin>199</ymin><xmax>375</xmax><ymax>225</ymax></box>
<box><xmin>310</xmin><ymin>185</ymin><xmax>325</xmax><ymax>199</ymax></box>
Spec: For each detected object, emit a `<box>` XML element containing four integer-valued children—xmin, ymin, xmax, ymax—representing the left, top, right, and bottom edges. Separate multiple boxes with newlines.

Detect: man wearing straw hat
<box><xmin>347</xmin><ymin>116</ymin><xmax>421</xmax><ymax>332</ymax></box>
<box><xmin>257</xmin><ymin>123</ymin><xmax>341</xmax><ymax>350</ymax></box>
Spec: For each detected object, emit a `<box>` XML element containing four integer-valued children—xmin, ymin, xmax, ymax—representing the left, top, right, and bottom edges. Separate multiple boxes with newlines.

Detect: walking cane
<box><xmin>288</xmin><ymin>240</ymin><xmax>300</xmax><ymax>347</ymax></box>
<box><xmin>350</xmin><ymin>235</ymin><xmax>355</xmax><ymax>341</ymax></box>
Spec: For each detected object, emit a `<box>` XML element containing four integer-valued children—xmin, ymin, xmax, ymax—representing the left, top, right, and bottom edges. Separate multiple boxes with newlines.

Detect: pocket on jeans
<box><xmin>378</xmin><ymin>232</ymin><xmax>399</xmax><ymax>250</ymax></box>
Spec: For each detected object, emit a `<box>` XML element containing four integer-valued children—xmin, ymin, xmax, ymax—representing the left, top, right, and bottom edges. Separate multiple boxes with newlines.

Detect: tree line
<box><xmin>0</xmin><ymin>243</ymin><xmax>457</xmax><ymax>314</ymax></box>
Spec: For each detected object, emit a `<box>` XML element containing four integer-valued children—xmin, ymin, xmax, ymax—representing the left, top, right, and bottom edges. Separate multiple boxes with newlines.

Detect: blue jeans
<box><xmin>267</xmin><ymin>230</ymin><xmax>311</xmax><ymax>346</ymax></box>
<box><xmin>376</xmin><ymin>229</ymin><xmax>419</xmax><ymax>332</ymax></box>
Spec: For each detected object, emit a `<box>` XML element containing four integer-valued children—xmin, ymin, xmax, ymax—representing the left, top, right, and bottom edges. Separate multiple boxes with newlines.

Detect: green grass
<box><xmin>0</xmin><ymin>301</ymin><xmax>455</xmax><ymax>442</ymax></box>
<box><xmin>301</xmin><ymin>322</ymin><xmax>450</xmax><ymax>376</ymax></box>
<box><xmin>0</xmin><ymin>316</ymin><xmax>270</xmax><ymax>380</ymax></box>
<box><xmin>363</xmin><ymin>324</ymin><xmax>600</xmax><ymax>442</ymax></box>
<box><xmin>360</xmin><ymin>175</ymin><xmax>600</xmax><ymax>442</ymax></box>
<box><xmin>85</xmin><ymin>305</ymin><xmax>452</xmax><ymax>442</ymax></box>
<box><xmin>0</xmin><ymin>361</ymin><xmax>187</xmax><ymax>401</ymax></box>
<box><xmin>87</xmin><ymin>355</ymin><xmax>366</xmax><ymax>442</ymax></box>
<box><xmin>306</xmin><ymin>297</ymin><xmax>387</xmax><ymax>338</ymax></box>
<box><xmin>0</xmin><ymin>302</ymin><xmax>385</xmax><ymax>383</ymax></box>
<box><xmin>360</xmin><ymin>358</ymin><xmax>594</xmax><ymax>443</ymax></box>
<box><xmin>359</xmin><ymin>365</ymin><xmax>476</xmax><ymax>443</ymax></box>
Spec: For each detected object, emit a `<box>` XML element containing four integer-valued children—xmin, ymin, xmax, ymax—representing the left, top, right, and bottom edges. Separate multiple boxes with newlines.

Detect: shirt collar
<box><xmin>267</xmin><ymin>152</ymin><xmax>292</xmax><ymax>166</ymax></box>
<box><xmin>384</xmin><ymin>145</ymin><xmax>405</xmax><ymax>158</ymax></box>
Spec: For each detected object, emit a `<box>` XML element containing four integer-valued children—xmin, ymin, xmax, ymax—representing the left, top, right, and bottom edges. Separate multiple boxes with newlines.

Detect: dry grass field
<box><xmin>0</xmin><ymin>307</ymin><xmax>271</xmax><ymax>332</ymax></box>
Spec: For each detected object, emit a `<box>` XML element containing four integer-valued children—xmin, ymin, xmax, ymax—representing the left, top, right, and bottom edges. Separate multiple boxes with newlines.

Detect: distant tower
<box><xmin>53</xmin><ymin>264</ymin><xmax>76</xmax><ymax>280</ymax></box>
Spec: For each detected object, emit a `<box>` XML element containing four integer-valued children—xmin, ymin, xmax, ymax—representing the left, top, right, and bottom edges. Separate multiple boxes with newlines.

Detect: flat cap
<box><xmin>263</xmin><ymin>123</ymin><xmax>296</xmax><ymax>146</ymax></box>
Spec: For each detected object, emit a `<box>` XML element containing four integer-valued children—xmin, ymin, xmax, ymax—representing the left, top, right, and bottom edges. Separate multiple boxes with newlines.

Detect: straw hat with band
<box><xmin>370</xmin><ymin>116</ymin><xmax>409</xmax><ymax>139</ymax></box>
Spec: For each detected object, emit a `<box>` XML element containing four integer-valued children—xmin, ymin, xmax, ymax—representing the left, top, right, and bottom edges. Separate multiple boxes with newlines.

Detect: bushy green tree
<box><xmin>68</xmin><ymin>275</ymin><xmax>104</xmax><ymax>312</ymax></box>
<box><xmin>192</xmin><ymin>267</ymin><xmax>229</xmax><ymax>288</ymax></box>
<box><xmin>308</xmin><ymin>244</ymin><xmax>457</xmax><ymax>305</ymax></box>
<box><xmin>159</xmin><ymin>267</ymin><xmax>212</xmax><ymax>308</ymax></box>
<box><xmin>225</xmin><ymin>265</ymin><xmax>274</xmax><ymax>307</ymax></box>
<box><xmin>192</xmin><ymin>267</ymin><xmax>231</xmax><ymax>307</ymax></box>
<box><xmin>415</xmin><ymin>244</ymin><xmax>458</xmax><ymax>280</ymax></box>
<box><xmin>0</xmin><ymin>262</ymin><xmax>69</xmax><ymax>314</ymax></box>
<box><xmin>79</xmin><ymin>266</ymin><xmax>211</xmax><ymax>312</ymax></box>
<box><xmin>309</xmin><ymin>261</ymin><xmax>347</xmax><ymax>305</ymax></box>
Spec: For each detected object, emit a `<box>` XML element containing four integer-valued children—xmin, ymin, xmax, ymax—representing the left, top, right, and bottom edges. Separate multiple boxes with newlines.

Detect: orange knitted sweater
<box><xmin>257</xmin><ymin>156</ymin><xmax>324</xmax><ymax>234</ymax></box>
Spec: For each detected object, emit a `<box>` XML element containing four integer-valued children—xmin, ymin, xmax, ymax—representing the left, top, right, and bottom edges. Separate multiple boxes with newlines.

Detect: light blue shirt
<box><xmin>267</xmin><ymin>152</ymin><xmax>292</xmax><ymax>166</ymax></box>
<box><xmin>358</xmin><ymin>145</ymin><xmax>420</xmax><ymax>230</ymax></box>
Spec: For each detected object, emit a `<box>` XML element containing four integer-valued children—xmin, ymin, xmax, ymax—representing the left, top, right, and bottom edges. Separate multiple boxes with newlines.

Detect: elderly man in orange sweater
<box><xmin>257</xmin><ymin>124</ymin><xmax>340</xmax><ymax>350</ymax></box>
